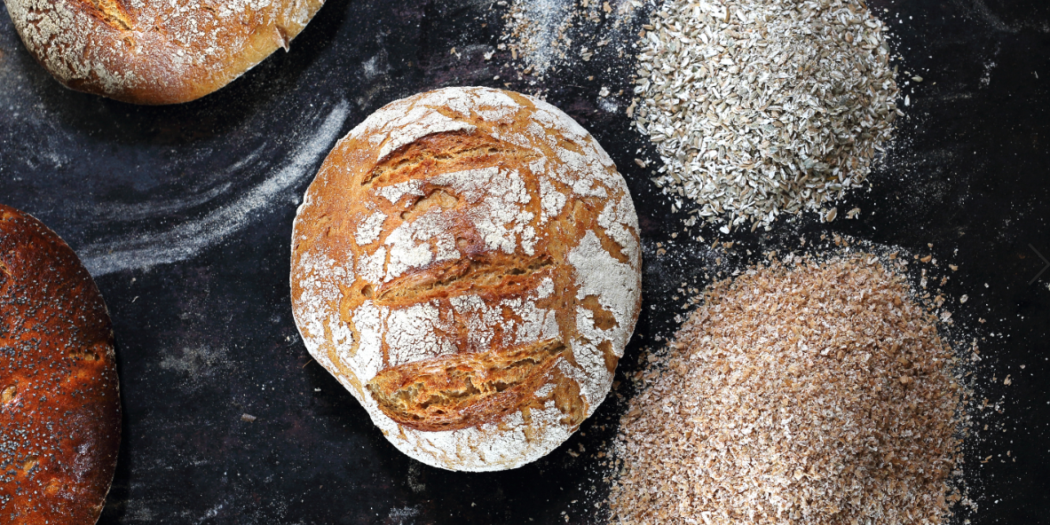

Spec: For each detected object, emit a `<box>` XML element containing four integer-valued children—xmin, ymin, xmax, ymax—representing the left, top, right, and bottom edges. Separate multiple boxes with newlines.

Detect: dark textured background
<box><xmin>1</xmin><ymin>0</ymin><xmax>1048</xmax><ymax>523</ymax></box>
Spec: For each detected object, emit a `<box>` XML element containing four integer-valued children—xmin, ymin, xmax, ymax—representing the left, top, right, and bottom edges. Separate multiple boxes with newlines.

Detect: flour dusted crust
<box><xmin>3</xmin><ymin>0</ymin><xmax>324</xmax><ymax>104</ymax></box>
<box><xmin>290</xmin><ymin>87</ymin><xmax>642</xmax><ymax>472</ymax></box>
<box><xmin>0</xmin><ymin>205</ymin><xmax>121</xmax><ymax>524</ymax></box>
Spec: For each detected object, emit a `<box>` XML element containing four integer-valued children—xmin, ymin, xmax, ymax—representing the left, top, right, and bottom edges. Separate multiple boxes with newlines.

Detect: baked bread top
<box><xmin>0</xmin><ymin>204</ymin><xmax>121</xmax><ymax>524</ymax></box>
<box><xmin>291</xmin><ymin>87</ymin><xmax>642</xmax><ymax>471</ymax></box>
<box><xmin>3</xmin><ymin>0</ymin><xmax>324</xmax><ymax>104</ymax></box>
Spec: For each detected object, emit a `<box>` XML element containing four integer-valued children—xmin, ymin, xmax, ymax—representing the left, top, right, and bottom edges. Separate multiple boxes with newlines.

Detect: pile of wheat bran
<box><xmin>609</xmin><ymin>255</ymin><xmax>966</xmax><ymax>524</ymax></box>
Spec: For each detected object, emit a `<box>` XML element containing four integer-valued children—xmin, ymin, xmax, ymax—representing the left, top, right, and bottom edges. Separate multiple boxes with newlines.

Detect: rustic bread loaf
<box><xmin>290</xmin><ymin>87</ymin><xmax>642</xmax><ymax>471</ymax></box>
<box><xmin>2</xmin><ymin>0</ymin><xmax>324</xmax><ymax>104</ymax></box>
<box><xmin>0</xmin><ymin>205</ymin><xmax>121</xmax><ymax>523</ymax></box>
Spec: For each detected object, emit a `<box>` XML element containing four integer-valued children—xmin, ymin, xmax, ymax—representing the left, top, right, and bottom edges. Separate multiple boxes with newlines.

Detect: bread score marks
<box><xmin>390</xmin><ymin>400</ymin><xmax>576</xmax><ymax>472</ymax></box>
<box><xmin>350</xmin><ymin>85</ymin><xmax>638</xmax><ymax>257</ymax></box>
<box><xmin>376</xmin><ymin>254</ymin><xmax>554</xmax><ymax>307</ymax></box>
<box><xmin>350</xmin><ymin>87</ymin><xmax>634</xmax><ymax>247</ymax></box>
<box><xmin>377</xmin><ymin>111</ymin><xmax>477</xmax><ymax>162</ymax></box>
<box><xmin>352</xmin><ymin>88</ymin><xmax>520</xmax><ymax>161</ymax></box>
<box><xmin>347</xmin><ymin>276</ymin><xmax>561</xmax><ymax>380</ymax></box>
<box><xmin>366</xmin><ymin>338</ymin><xmax>567</xmax><ymax>432</ymax></box>
<box><xmin>291</xmin><ymin>87</ymin><xmax>642</xmax><ymax>471</ymax></box>
<box><xmin>369</xmin><ymin>167</ymin><xmax>537</xmax><ymax>284</ymax></box>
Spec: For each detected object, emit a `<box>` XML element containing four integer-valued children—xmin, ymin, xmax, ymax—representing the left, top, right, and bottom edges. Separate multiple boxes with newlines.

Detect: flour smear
<box><xmin>80</xmin><ymin>101</ymin><xmax>350</xmax><ymax>276</ymax></box>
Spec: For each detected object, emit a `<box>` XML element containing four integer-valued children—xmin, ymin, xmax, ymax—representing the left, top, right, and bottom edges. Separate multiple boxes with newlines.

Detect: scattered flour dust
<box><xmin>502</xmin><ymin>0</ymin><xmax>575</xmax><ymax>77</ymax></box>
<box><xmin>79</xmin><ymin>100</ymin><xmax>350</xmax><ymax>276</ymax></box>
<box><xmin>499</xmin><ymin>0</ymin><xmax>647</xmax><ymax>82</ymax></box>
<box><xmin>608</xmin><ymin>254</ymin><xmax>973</xmax><ymax>524</ymax></box>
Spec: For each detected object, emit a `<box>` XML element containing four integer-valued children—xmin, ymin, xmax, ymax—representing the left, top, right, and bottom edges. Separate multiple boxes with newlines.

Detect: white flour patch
<box><xmin>80</xmin><ymin>100</ymin><xmax>350</xmax><ymax>276</ymax></box>
<box><xmin>159</xmin><ymin>345</ymin><xmax>232</xmax><ymax>377</ymax></box>
<box><xmin>406</xmin><ymin>463</ymin><xmax>426</xmax><ymax>492</ymax></box>
<box><xmin>431</xmin><ymin>168</ymin><xmax>535</xmax><ymax>255</ymax></box>
<box><xmin>506</xmin><ymin>296</ymin><xmax>560</xmax><ymax>345</ymax></box>
<box><xmin>92</xmin><ymin>146</ymin><xmax>264</xmax><ymax>221</ymax></box>
<box><xmin>158</xmin><ymin>345</ymin><xmax>235</xmax><ymax>393</ymax></box>
<box><xmin>198</xmin><ymin>500</ymin><xmax>227</xmax><ymax>522</ymax></box>
<box><xmin>597</xmin><ymin>195</ymin><xmax>641</xmax><ymax>263</ymax></box>
<box><xmin>383</xmin><ymin>209</ymin><xmax>458</xmax><ymax>281</ymax></box>
<box><xmin>348</xmin><ymin>301</ymin><xmax>385</xmax><ymax>383</ymax></box>
<box><xmin>384</xmin><ymin>302</ymin><xmax>457</xmax><ymax>367</ymax></box>
<box><xmin>981</xmin><ymin>60</ymin><xmax>998</xmax><ymax>88</ymax></box>
<box><xmin>558</xmin><ymin>349</ymin><xmax>605</xmax><ymax>409</ymax></box>
<box><xmin>388</xmin><ymin>506</ymin><xmax>421</xmax><ymax>520</ymax></box>
<box><xmin>361</xmin><ymin>50</ymin><xmax>391</xmax><ymax>81</ymax></box>
<box><xmin>568</xmin><ymin>230</ymin><xmax>638</xmax><ymax>350</ymax></box>
<box><xmin>293</xmin><ymin>252</ymin><xmax>350</xmax><ymax>373</ymax></box>
<box><xmin>450</xmin><ymin>294</ymin><xmax>500</xmax><ymax>353</ymax></box>
<box><xmin>357</xmin><ymin>247</ymin><xmax>388</xmax><ymax>283</ymax></box>
<box><xmin>354</xmin><ymin>211</ymin><xmax>386</xmax><ymax>246</ymax></box>
<box><xmin>95</xmin><ymin>182</ymin><xmax>234</xmax><ymax>222</ymax></box>
<box><xmin>375</xmin><ymin>180</ymin><xmax>424</xmax><ymax>204</ymax></box>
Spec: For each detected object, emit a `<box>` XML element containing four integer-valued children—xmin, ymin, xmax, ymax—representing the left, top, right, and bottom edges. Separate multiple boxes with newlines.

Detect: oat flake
<box><xmin>634</xmin><ymin>0</ymin><xmax>900</xmax><ymax>227</ymax></box>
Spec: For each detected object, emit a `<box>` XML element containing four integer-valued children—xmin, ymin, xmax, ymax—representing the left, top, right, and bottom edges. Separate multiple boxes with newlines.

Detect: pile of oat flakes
<box><xmin>633</xmin><ymin>0</ymin><xmax>900</xmax><ymax>227</ymax></box>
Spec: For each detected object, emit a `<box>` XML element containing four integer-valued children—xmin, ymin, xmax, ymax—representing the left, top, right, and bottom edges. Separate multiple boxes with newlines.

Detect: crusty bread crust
<box><xmin>3</xmin><ymin>0</ymin><xmax>324</xmax><ymax>104</ymax></box>
<box><xmin>367</xmin><ymin>338</ymin><xmax>569</xmax><ymax>432</ymax></box>
<box><xmin>291</xmin><ymin>87</ymin><xmax>642</xmax><ymax>471</ymax></box>
<box><xmin>0</xmin><ymin>204</ymin><xmax>121</xmax><ymax>524</ymax></box>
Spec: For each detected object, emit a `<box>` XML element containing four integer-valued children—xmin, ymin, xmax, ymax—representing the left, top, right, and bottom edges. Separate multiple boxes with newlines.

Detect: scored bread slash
<box><xmin>366</xmin><ymin>339</ymin><xmax>574</xmax><ymax>432</ymax></box>
<box><xmin>0</xmin><ymin>204</ymin><xmax>121</xmax><ymax>524</ymax></box>
<box><xmin>290</xmin><ymin>87</ymin><xmax>642</xmax><ymax>472</ymax></box>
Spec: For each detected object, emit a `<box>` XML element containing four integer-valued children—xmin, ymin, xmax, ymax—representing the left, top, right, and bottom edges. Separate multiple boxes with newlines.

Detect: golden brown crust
<box><xmin>0</xmin><ymin>204</ymin><xmax>121</xmax><ymax>524</ymax></box>
<box><xmin>291</xmin><ymin>87</ymin><xmax>642</xmax><ymax>471</ymax></box>
<box><xmin>366</xmin><ymin>339</ymin><xmax>567</xmax><ymax>432</ymax></box>
<box><xmin>3</xmin><ymin>0</ymin><xmax>325</xmax><ymax>104</ymax></box>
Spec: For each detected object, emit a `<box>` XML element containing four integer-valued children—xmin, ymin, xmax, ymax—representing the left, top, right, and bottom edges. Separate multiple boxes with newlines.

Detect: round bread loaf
<box><xmin>291</xmin><ymin>87</ymin><xmax>642</xmax><ymax>471</ymax></box>
<box><xmin>0</xmin><ymin>205</ymin><xmax>121</xmax><ymax>523</ymax></box>
<box><xmin>2</xmin><ymin>0</ymin><xmax>324</xmax><ymax>104</ymax></box>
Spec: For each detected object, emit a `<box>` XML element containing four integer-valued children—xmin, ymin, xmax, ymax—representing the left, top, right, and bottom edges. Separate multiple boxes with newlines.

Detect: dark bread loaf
<box><xmin>0</xmin><ymin>205</ymin><xmax>121</xmax><ymax>524</ymax></box>
<box><xmin>291</xmin><ymin>87</ymin><xmax>642</xmax><ymax>471</ymax></box>
<box><xmin>2</xmin><ymin>0</ymin><xmax>324</xmax><ymax>104</ymax></box>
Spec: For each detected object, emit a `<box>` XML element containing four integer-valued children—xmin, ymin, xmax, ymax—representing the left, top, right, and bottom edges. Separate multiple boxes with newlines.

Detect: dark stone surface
<box><xmin>0</xmin><ymin>0</ymin><xmax>1048</xmax><ymax>523</ymax></box>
